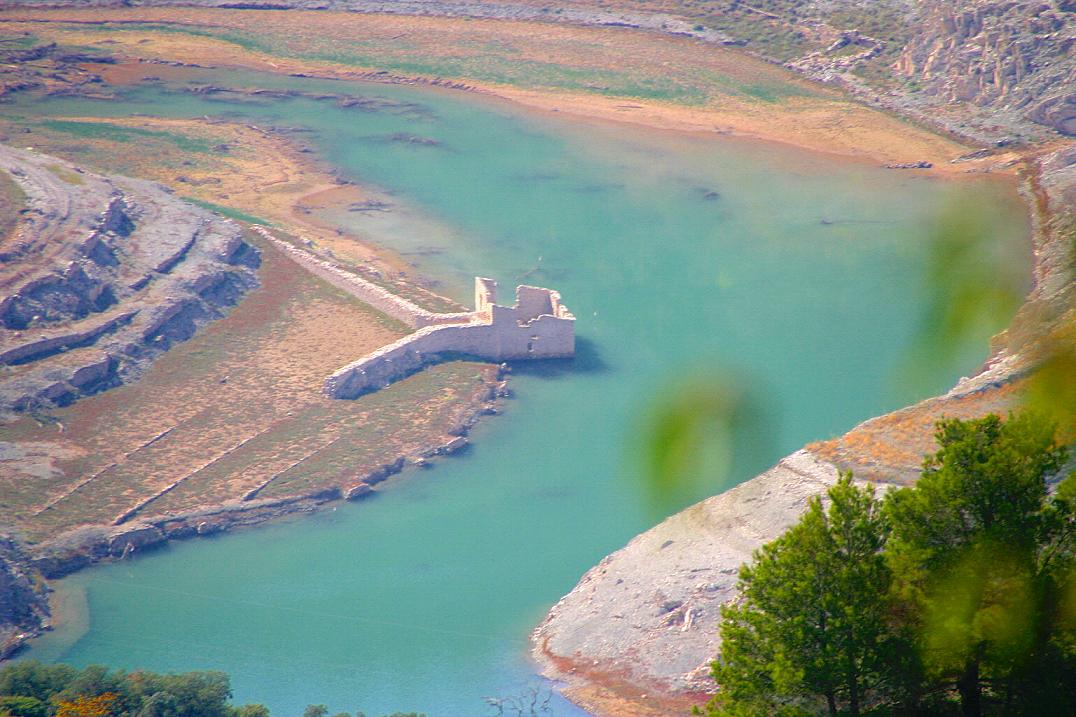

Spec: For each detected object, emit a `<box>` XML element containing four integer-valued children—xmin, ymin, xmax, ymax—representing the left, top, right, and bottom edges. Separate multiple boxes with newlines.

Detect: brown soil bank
<box><xmin>0</xmin><ymin>6</ymin><xmax>1023</xmax><ymax>173</ymax></box>
<box><xmin>2</xmin><ymin>230</ymin><xmax>502</xmax><ymax>549</ymax></box>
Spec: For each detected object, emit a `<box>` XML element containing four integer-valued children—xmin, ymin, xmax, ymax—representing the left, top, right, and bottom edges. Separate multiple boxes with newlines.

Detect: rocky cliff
<box><xmin>893</xmin><ymin>1</ymin><xmax>1074</xmax><ymax>137</ymax></box>
<box><xmin>0</xmin><ymin>536</ymin><xmax>49</xmax><ymax>660</ymax></box>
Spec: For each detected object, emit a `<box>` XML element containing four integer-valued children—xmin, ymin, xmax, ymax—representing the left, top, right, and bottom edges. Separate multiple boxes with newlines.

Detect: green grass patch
<box><xmin>0</xmin><ymin>168</ymin><xmax>27</xmax><ymax>241</ymax></box>
<box><xmin>739</xmin><ymin>81</ymin><xmax>810</xmax><ymax>103</ymax></box>
<box><xmin>71</xmin><ymin>21</ymin><xmax>278</xmax><ymax>56</ymax></box>
<box><xmin>0</xmin><ymin>34</ymin><xmax>41</xmax><ymax>50</ymax></box>
<box><xmin>696</xmin><ymin>69</ymin><xmax>817</xmax><ymax>103</ymax></box>
<box><xmin>306</xmin><ymin>49</ymin><xmax>709</xmax><ymax>103</ymax></box>
<box><xmin>39</xmin><ymin>119</ymin><xmax>215</xmax><ymax>154</ymax></box>
<box><xmin>59</xmin><ymin>20</ymin><xmax>713</xmax><ymax>105</ymax></box>
<box><xmin>49</xmin><ymin>18</ymin><xmax>810</xmax><ymax>108</ymax></box>
<box><xmin>44</xmin><ymin>163</ymin><xmax>84</xmax><ymax>185</ymax></box>
<box><xmin>181</xmin><ymin>197</ymin><xmax>272</xmax><ymax>226</ymax></box>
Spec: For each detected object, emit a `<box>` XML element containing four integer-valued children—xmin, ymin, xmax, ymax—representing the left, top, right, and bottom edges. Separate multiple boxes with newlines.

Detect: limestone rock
<box><xmin>533</xmin><ymin>450</ymin><xmax>845</xmax><ymax>696</ymax></box>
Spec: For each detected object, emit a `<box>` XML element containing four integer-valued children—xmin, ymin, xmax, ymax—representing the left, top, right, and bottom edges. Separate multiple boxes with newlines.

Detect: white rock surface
<box><xmin>533</xmin><ymin>449</ymin><xmax>845</xmax><ymax>694</ymax></box>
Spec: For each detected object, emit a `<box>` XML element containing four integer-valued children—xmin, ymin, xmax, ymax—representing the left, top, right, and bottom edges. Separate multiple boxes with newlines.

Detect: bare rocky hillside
<box><xmin>0</xmin><ymin>146</ymin><xmax>261</xmax><ymax>654</ymax></box>
<box><xmin>0</xmin><ymin>145</ymin><xmax>259</xmax><ymax>417</ymax></box>
<box><xmin>889</xmin><ymin>1</ymin><xmax>1075</xmax><ymax>138</ymax></box>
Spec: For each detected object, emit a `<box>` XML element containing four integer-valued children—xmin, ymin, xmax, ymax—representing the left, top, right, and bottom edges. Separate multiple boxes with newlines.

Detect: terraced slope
<box><xmin>0</xmin><ymin>146</ymin><xmax>504</xmax><ymax>579</ymax></box>
<box><xmin>0</xmin><ymin>144</ymin><xmax>259</xmax><ymax>415</ymax></box>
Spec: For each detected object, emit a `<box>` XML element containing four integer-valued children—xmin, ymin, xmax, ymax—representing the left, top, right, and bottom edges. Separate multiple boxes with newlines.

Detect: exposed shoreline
<box><xmin>0</xmin><ymin>7</ymin><xmax>1070</xmax><ymax>710</ymax></box>
<box><xmin>28</xmin><ymin>360</ymin><xmax>508</xmax><ymax>581</ymax></box>
<box><xmin>4</xmin><ymin>228</ymin><xmax>512</xmax><ymax>653</ymax></box>
<box><xmin>0</xmin><ymin>7</ymin><xmax>1031</xmax><ymax>176</ymax></box>
<box><xmin>0</xmin><ymin>129</ymin><xmax>510</xmax><ymax>655</ymax></box>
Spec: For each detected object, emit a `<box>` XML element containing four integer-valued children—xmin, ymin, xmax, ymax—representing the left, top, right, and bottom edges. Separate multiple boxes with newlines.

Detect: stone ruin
<box><xmin>250</xmin><ymin>228</ymin><xmax>575</xmax><ymax>399</ymax></box>
<box><xmin>324</xmin><ymin>277</ymin><xmax>575</xmax><ymax>399</ymax></box>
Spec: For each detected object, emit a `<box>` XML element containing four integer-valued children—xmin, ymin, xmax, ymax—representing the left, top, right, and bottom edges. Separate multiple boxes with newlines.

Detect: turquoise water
<box><xmin>14</xmin><ymin>72</ymin><xmax>1029</xmax><ymax>716</ymax></box>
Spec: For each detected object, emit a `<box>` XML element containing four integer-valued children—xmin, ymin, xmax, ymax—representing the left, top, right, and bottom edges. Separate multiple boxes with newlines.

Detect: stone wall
<box><xmin>324</xmin><ymin>280</ymin><xmax>575</xmax><ymax>399</ymax></box>
<box><xmin>325</xmin><ymin>312</ymin><xmax>574</xmax><ymax>398</ymax></box>
<box><xmin>253</xmin><ymin>227</ymin><xmax>574</xmax><ymax>399</ymax></box>
<box><xmin>252</xmin><ymin>226</ymin><xmax>471</xmax><ymax>328</ymax></box>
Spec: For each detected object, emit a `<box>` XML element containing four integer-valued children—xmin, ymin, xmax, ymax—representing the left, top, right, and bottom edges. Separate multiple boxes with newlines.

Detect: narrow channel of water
<box><xmin>13</xmin><ymin>72</ymin><xmax>1029</xmax><ymax>716</ymax></box>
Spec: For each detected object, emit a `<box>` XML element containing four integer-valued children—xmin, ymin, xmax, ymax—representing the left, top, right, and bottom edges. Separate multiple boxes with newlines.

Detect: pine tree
<box><xmin>884</xmin><ymin>412</ymin><xmax>1072</xmax><ymax>716</ymax></box>
<box><xmin>704</xmin><ymin>473</ymin><xmax>893</xmax><ymax>716</ymax></box>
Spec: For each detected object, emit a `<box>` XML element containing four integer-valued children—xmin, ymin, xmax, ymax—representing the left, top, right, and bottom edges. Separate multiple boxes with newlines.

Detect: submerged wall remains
<box><xmin>325</xmin><ymin>277</ymin><xmax>575</xmax><ymax>399</ymax></box>
<box><xmin>254</xmin><ymin>227</ymin><xmax>575</xmax><ymax>399</ymax></box>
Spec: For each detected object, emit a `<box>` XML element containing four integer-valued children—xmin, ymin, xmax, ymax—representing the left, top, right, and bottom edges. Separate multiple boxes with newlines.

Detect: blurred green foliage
<box><xmin>901</xmin><ymin>193</ymin><xmax>1027</xmax><ymax>390</ymax></box>
<box><xmin>901</xmin><ymin>190</ymin><xmax>1073</xmax><ymax>433</ymax></box>
<box><xmin>1026</xmin><ymin>329</ymin><xmax>1076</xmax><ymax>435</ymax></box>
<box><xmin>636</xmin><ymin>371</ymin><xmax>772</xmax><ymax>516</ymax></box>
<box><xmin>885</xmin><ymin>412</ymin><xmax>1075</xmax><ymax>715</ymax></box>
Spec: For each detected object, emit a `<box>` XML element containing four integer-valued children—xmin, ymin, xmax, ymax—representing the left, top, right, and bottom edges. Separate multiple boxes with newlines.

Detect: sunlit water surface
<box><xmin>13</xmin><ymin>71</ymin><xmax>1029</xmax><ymax>716</ymax></box>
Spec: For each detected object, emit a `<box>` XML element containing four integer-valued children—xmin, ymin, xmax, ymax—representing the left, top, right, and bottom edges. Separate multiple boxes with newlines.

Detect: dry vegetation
<box><xmin>0</xmin><ymin>169</ymin><xmax>25</xmax><ymax>246</ymax></box>
<box><xmin>808</xmin><ymin>379</ymin><xmax>1029</xmax><ymax>484</ymax></box>
<box><xmin>0</xmin><ymin>8</ymin><xmax>999</xmax><ymax>169</ymax></box>
<box><xmin>0</xmin><ymin>236</ymin><xmax>496</xmax><ymax>542</ymax></box>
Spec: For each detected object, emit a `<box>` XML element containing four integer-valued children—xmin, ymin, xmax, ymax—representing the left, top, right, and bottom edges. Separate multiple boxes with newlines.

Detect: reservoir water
<box><xmin>13</xmin><ymin>71</ymin><xmax>1029</xmax><ymax>715</ymax></box>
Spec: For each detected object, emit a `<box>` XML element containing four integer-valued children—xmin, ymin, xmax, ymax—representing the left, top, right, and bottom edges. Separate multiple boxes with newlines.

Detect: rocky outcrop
<box><xmin>534</xmin><ymin>451</ymin><xmax>845</xmax><ymax>698</ymax></box>
<box><xmin>0</xmin><ymin>536</ymin><xmax>49</xmax><ymax>660</ymax></box>
<box><xmin>894</xmin><ymin>1</ymin><xmax>1076</xmax><ymax>137</ymax></box>
<box><xmin>0</xmin><ymin>145</ymin><xmax>266</xmax><ymax>656</ymax></box>
<box><xmin>0</xmin><ymin>144</ymin><xmax>260</xmax><ymax>416</ymax></box>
